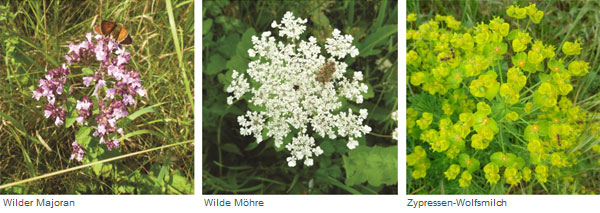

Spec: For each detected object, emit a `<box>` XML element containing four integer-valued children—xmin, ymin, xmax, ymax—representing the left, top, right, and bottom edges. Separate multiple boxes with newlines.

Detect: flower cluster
<box><xmin>227</xmin><ymin>11</ymin><xmax>370</xmax><ymax>167</ymax></box>
<box><xmin>70</xmin><ymin>141</ymin><xmax>85</xmax><ymax>162</ymax></box>
<box><xmin>33</xmin><ymin>64</ymin><xmax>69</xmax><ymax>126</ymax></box>
<box><xmin>33</xmin><ymin>32</ymin><xmax>146</xmax><ymax>161</ymax></box>
<box><xmin>407</xmin><ymin>3</ymin><xmax>599</xmax><ymax>191</ymax></box>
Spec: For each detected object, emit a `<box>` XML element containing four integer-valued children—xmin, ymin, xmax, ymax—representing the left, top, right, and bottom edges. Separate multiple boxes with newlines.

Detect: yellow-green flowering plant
<box><xmin>407</xmin><ymin>3</ymin><xmax>600</xmax><ymax>194</ymax></box>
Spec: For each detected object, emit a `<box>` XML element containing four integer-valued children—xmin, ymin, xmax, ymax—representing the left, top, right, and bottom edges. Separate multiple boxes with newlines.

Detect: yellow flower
<box><xmin>504</xmin><ymin>111</ymin><xmax>519</xmax><ymax>122</ymax></box>
<box><xmin>410</xmin><ymin>71</ymin><xmax>426</xmax><ymax>86</ymax></box>
<box><xmin>458</xmin><ymin>171</ymin><xmax>472</xmax><ymax>188</ymax></box>
<box><xmin>522</xmin><ymin>167</ymin><xmax>532</xmax><ymax>182</ymax></box>
<box><xmin>525</xmin><ymin>102</ymin><xmax>533</xmax><ymax>113</ymax></box>
<box><xmin>529</xmin><ymin>10</ymin><xmax>544</xmax><ymax>24</ymax></box>
<box><xmin>416</xmin><ymin>112</ymin><xmax>433</xmax><ymax>130</ymax></box>
<box><xmin>444</xmin><ymin>164</ymin><xmax>461</xmax><ymax>180</ymax></box>
<box><xmin>407</xmin><ymin>50</ymin><xmax>421</xmax><ymax>67</ymax></box>
<box><xmin>568</xmin><ymin>60</ymin><xmax>589</xmax><ymax>76</ymax></box>
<box><xmin>507</xmin><ymin>5</ymin><xmax>527</xmax><ymax>19</ymax></box>
<box><xmin>407</xmin><ymin>13</ymin><xmax>417</xmax><ymax>22</ymax></box>
<box><xmin>476</xmin><ymin>102</ymin><xmax>492</xmax><ymax>115</ymax></box>
<box><xmin>527</xmin><ymin>50</ymin><xmax>544</xmax><ymax>64</ymax></box>
<box><xmin>471</xmin><ymin>133</ymin><xmax>490</xmax><ymax>149</ymax></box>
<box><xmin>504</xmin><ymin>167</ymin><xmax>522</xmax><ymax>185</ymax></box>
<box><xmin>562</xmin><ymin>40</ymin><xmax>582</xmax><ymax>56</ymax></box>
<box><xmin>412</xmin><ymin>169</ymin><xmax>427</xmax><ymax>179</ymax></box>
<box><xmin>431</xmin><ymin>138</ymin><xmax>450</xmax><ymax>152</ymax></box>
<box><xmin>535</xmin><ymin>165</ymin><xmax>549</xmax><ymax>183</ymax></box>
<box><xmin>407</xmin><ymin>29</ymin><xmax>416</xmax><ymax>40</ymax></box>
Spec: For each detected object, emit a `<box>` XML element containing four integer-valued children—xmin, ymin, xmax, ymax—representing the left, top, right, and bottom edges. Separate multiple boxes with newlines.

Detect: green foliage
<box><xmin>343</xmin><ymin>145</ymin><xmax>398</xmax><ymax>187</ymax></box>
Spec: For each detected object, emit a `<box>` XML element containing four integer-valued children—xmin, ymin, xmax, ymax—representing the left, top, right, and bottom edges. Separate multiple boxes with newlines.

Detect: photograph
<box><xmin>202</xmin><ymin>0</ymin><xmax>398</xmax><ymax>194</ymax></box>
<box><xmin>0</xmin><ymin>0</ymin><xmax>194</xmax><ymax>194</ymax></box>
<box><xmin>407</xmin><ymin>0</ymin><xmax>600</xmax><ymax>194</ymax></box>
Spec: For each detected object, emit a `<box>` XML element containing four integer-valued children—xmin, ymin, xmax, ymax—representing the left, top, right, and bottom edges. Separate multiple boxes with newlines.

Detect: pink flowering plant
<box><xmin>33</xmin><ymin>32</ymin><xmax>146</xmax><ymax>163</ymax></box>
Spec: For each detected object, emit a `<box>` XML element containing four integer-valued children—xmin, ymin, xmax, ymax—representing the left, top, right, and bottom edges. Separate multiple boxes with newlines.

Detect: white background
<box><xmin>0</xmin><ymin>0</ymin><xmax>597</xmax><ymax>212</ymax></box>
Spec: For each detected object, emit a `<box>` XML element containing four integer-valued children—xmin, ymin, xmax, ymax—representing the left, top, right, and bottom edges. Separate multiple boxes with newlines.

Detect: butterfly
<box><xmin>94</xmin><ymin>20</ymin><xmax>132</xmax><ymax>45</ymax></box>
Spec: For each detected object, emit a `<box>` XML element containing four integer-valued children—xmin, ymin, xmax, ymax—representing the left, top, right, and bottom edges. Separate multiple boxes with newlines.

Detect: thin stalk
<box><xmin>166</xmin><ymin>0</ymin><xmax>194</xmax><ymax>112</ymax></box>
<box><xmin>0</xmin><ymin>140</ymin><xmax>194</xmax><ymax>190</ymax></box>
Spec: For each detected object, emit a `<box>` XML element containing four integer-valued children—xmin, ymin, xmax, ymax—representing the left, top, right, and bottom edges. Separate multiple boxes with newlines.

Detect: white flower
<box><xmin>285</xmin><ymin>134</ymin><xmax>323</xmax><ymax>167</ymax></box>
<box><xmin>238</xmin><ymin>111</ymin><xmax>266</xmax><ymax>143</ymax></box>
<box><xmin>392</xmin><ymin>110</ymin><xmax>399</xmax><ymax>141</ymax></box>
<box><xmin>227</xmin><ymin>11</ymin><xmax>370</xmax><ymax>167</ymax></box>
<box><xmin>347</xmin><ymin>137</ymin><xmax>359</xmax><ymax>149</ymax></box>
<box><xmin>325</xmin><ymin>29</ymin><xmax>359</xmax><ymax>59</ymax></box>
<box><xmin>271</xmin><ymin>11</ymin><xmax>307</xmax><ymax>40</ymax></box>
<box><xmin>226</xmin><ymin>70</ymin><xmax>250</xmax><ymax>105</ymax></box>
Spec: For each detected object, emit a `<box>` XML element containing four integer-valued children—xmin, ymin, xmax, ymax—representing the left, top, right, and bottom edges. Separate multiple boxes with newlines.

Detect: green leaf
<box><xmin>221</xmin><ymin>143</ymin><xmax>243</xmax><ymax>156</ymax></box>
<box><xmin>226</xmin><ymin>55</ymin><xmax>249</xmax><ymax>73</ymax></box>
<box><xmin>343</xmin><ymin>145</ymin><xmax>397</xmax><ymax>187</ymax></box>
<box><xmin>75</xmin><ymin>126</ymin><xmax>92</xmax><ymax>146</ymax></box>
<box><xmin>82</xmin><ymin>67</ymin><xmax>94</xmax><ymax>75</ymax></box>
<box><xmin>127</xmin><ymin>106</ymin><xmax>157</xmax><ymax>121</ymax></box>
<box><xmin>320</xmin><ymin>140</ymin><xmax>335</xmax><ymax>156</ymax></box>
<box><xmin>65</xmin><ymin>110</ymin><xmax>77</xmax><ymax>128</ymax></box>
<box><xmin>203</xmin><ymin>19</ymin><xmax>213</xmax><ymax>35</ymax></box>
<box><xmin>244</xmin><ymin>141</ymin><xmax>259</xmax><ymax>151</ymax></box>
<box><xmin>206</xmin><ymin>54</ymin><xmax>227</xmax><ymax>75</ymax></box>
<box><xmin>357</xmin><ymin>25</ymin><xmax>397</xmax><ymax>57</ymax></box>
<box><xmin>373</xmin><ymin>0</ymin><xmax>388</xmax><ymax>31</ymax></box>
<box><xmin>157</xmin><ymin>155</ymin><xmax>171</xmax><ymax>186</ymax></box>
<box><xmin>169</xmin><ymin>170</ymin><xmax>193</xmax><ymax>194</ymax></box>
<box><xmin>217</xmin><ymin>33</ymin><xmax>240</xmax><ymax>57</ymax></box>
<box><xmin>236</xmin><ymin>28</ymin><xmax>256</xmax><ymax>58</ymax></box>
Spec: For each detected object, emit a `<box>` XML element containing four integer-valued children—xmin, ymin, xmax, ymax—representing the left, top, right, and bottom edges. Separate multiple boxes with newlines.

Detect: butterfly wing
<box><xmin>94</xmin><ymin>25</ymin><xmax>102</xmax><ymax>35</ymax></box>
<box><xmin>115</xmin><ymin>24</ymin><xmax>129</xmax><ymax>43</ymax></box>
<box><xmin>120</xmin><ymin>35</ymin><xmax>132</xmax><ymax>45</ymax></box>
<box><xmin>100</xmin><ymin>20</ymin><xmax>117</xmax><ymax>36</ymax></box>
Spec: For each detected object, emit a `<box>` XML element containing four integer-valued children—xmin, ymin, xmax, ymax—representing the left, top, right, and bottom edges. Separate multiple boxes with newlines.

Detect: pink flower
<box><xmin>35</xmin><ymin>31</ymin><xmax>146</xmax><ymax>152</ymax></box>
<box><xmin>70</xmin><ymin>141</ymin><xmax>85</xmax><ymax>162</ymax></box>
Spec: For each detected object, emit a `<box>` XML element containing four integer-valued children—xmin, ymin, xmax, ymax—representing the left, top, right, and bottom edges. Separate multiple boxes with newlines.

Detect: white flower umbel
<box><xmin>271</xmin><ymin>11</ymin><xmax>307</xmax><ymax>41</ymax></box>
<box><xmin>227</xmin><ymin>11</ymin><xmax>370</xmax><ymax>167</ymax></box>
<box><xmin>286</xmin><ymin>134</ymin><xmax>324</xmax><ymax>167</ymax></box>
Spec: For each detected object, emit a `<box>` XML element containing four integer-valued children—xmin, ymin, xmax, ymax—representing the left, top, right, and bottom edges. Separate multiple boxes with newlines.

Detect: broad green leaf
<box><xmin>206</xmin><ymin>54</ymin><xmax>227</xmax><ymax>75</ymax></box>
<box><xmin>226</xmin><ymin>55</ymin><xmax>249</xmax><ymax>73</ymax></box>
<box><xmin>75</xmin><ymin>126</ymin><xmax>92</xmax><ymax>146</ymax></box>
<box><xmin>343</xmin><ymin>145</ymin><xmax>397</xmax><ymax>186</ymax></box>
<box><xmin>203</xmin><ymin>19</ymin><xmax>213</xmax><ymax>35</ymax></box>
<box><xmin>217</xmin><ymin>33</ymin><xmax>240</xmax><ymax>57</ymax></box>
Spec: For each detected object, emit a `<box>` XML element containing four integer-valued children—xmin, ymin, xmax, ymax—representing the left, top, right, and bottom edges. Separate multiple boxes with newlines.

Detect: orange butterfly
<box><xmin>94</xmin><ymin>20</ymin><xmax>132</xmax><ymax>45</ymax></box>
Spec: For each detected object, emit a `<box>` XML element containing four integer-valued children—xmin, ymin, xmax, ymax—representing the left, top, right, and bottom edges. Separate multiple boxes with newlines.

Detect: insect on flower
<box><xmin>439</xmin><ymin>46</ymin><xmax>455</xmax><ymax>62</ymax></box>
<box><xmin>316</xmin><ymin>60</ymin><xmax>336</xmax><ymax>83</ymax></box>
<box><xmin>94</xmin><ymin>20</ymin><xmax>132</xmax><ymax>45</ymax></box>
<box><xmin>556</xmin><ymin>134</ymin><xmax>561</xmax><ymax>147</ymax></box>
